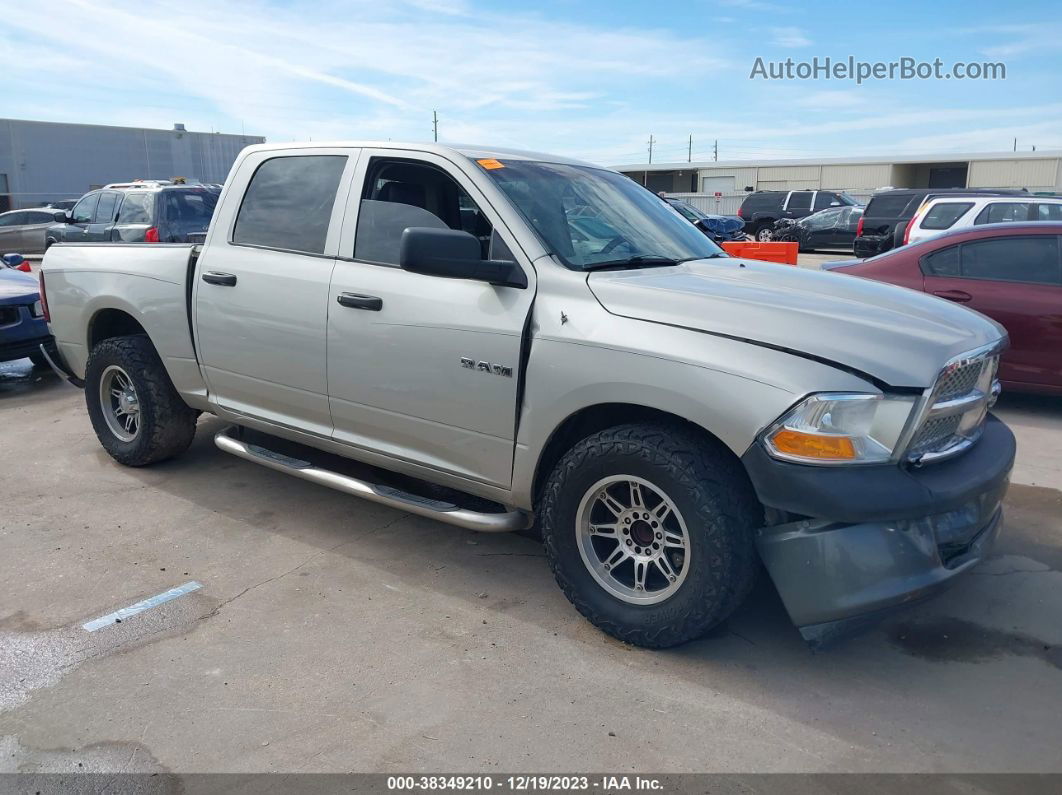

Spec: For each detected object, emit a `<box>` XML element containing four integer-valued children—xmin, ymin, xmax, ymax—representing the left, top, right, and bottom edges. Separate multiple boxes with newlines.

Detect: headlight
<box><xmin>763</xmin><ymin>393</ymin><xmax>917</xmax><ymax>465</ymax></box>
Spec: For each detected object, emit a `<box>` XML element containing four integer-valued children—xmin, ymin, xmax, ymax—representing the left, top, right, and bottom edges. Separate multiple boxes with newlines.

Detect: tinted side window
<box><xmin>233</xmin><ymin>155</ymin><xmax>347</xmax><ymax>254</ymax></box>
<box><xmin>71</xmin><ymin>193</ymin><xmax>99</xmax><ymax>224</ymax></box>
<box><xmin>975</xmin><ymin>202</ymin><xmax>1032</xmax><ymax>224</ymax></box>
<box><xmin>961</xmin><ymin>236</ymin><xmax>1060</xmax><ymax>284</ymax></box>
<box><xmin>813</xmin><ymin>192</ymin><xmax>837</xmax><ymax>210</ymax></box>
<box><xmin>95</xmin><ymin>192</ymin><xmax>120</xmax><ymax>224</ymax></box>
<box><xmin>922</xmin><ymin>245</ymin><xmax>960</xmax><ymax>277</ymax></box>
<box><xmin>117</xmin><ymin>192</ymin><xmax>154</xmax><ymax>224</ymax></box>
<box><xmin>0</xmin><ymin>212</ymin><xmax>25</xmax><ymax>226</ymax></box>
<box><xmin>787</xmin><ymin>192</ymin><xmax>812</xmax><ymax>211</ymax></box>
<box><xmin>921</xmin><ymin>203</ymin><xmax>972</xmax><ymax>230</ymax></box>
<box><xmin>354</xmin><ymin>158</ymin><xmax>493</xmax><ymax>266</ymax></box>
<box><xmin>741</xmin><ymin>193</ymin><xmax>783</xmax><ymax>211</ymax></box>
<box><xmin>1037</xmin><ymin>203</ymin><xmax>1062</xmax><ymax>220</ymax></box>
<box><xmin>27</xmin><ymin>211</ymin><xmax>55</xmax><ymax>223</ymax></box>
<box><xmin>866</xmin><ymin>193</ymin><xmax>917</xmax><ymax>218</ymax></box>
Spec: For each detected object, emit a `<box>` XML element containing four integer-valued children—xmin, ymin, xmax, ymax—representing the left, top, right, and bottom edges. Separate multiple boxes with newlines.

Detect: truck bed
<box><xmin>41</xmin><ymin>243</ymin><xmax>204</xmax><ymax>395</ymax></box>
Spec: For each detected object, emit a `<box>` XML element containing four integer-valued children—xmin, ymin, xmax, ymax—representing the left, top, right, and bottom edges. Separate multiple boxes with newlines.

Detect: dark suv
<box><xmin>738</xmin><ymin>189</ymin><xmax>858</xmax><ymax>241</ymax></box>
<box><xmin>46</xmin><ymin>184</ymin><xmax>221</xmax><ymax>248</ymax></box>
<box><xmin>853</xmin><ymin>187</ymin><xmax>1028</xmax><ymax>258</ymax></box>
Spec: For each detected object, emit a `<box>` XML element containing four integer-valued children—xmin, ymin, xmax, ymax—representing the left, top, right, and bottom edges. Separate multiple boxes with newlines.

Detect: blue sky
<box><xmin>2</xmin><ymin>0</ymin><xmax>1060</xmax><ymax>165</ymax></box>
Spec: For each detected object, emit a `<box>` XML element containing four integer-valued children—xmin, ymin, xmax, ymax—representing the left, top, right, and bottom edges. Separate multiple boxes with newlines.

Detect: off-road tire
<box><xmin>85</xmin><ymin>335</ymin><xmax>197</xmax><ymax>466</ymax></box>
<box><xmin>539</xmin><ymin>423</ymin><xmax>762</xmax><ymax>648</ymax></box>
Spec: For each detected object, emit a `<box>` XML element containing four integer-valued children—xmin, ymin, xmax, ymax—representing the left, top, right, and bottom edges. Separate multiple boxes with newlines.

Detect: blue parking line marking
<box><xmin>82</xmin><ymin>581</ymin><xmax>203</xmax><ymax>632</ymax></box>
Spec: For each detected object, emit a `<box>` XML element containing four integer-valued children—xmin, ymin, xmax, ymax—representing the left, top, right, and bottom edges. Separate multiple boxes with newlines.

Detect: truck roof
<box><xmin>238</xmin><ymin>141</ymin><xmax>601</xmax><ymax>169</ymax></box>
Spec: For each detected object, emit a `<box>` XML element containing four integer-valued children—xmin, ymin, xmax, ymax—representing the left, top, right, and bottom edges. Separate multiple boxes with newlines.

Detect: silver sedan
<box><xmin>0</xmin><ymin>208</ymin><xmax>67</xmax><ymax>256</ymax></box>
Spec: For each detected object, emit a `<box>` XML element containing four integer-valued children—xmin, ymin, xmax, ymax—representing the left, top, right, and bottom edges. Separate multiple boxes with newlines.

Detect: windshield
<box><xmin>480</xmin><ymin>160</ymin><xmax>724</xmax><ymax>270</ymax></box>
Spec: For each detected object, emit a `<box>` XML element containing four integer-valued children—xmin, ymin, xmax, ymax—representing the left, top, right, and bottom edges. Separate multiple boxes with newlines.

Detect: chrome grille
<box><xmin>936</xmin><ymin>361</ymin><xmax>984</xmax><ymax>401</ymax></box>
<box><xmin>903</xmin><ymin>343</ymin><xmax>1002</xmax><ymax>464</ymax></box>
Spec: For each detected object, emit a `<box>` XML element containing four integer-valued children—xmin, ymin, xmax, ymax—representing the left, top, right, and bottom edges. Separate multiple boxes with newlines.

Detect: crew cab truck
<box><xmin>39</xmin><ymin>142</ymin><xmax>1015</xmax><ymax>648</ymax></box>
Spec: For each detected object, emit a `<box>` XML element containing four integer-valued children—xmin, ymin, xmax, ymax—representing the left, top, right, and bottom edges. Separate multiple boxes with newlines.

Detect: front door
<box><xmin>63</xmin><ymin>192</ymin><xmax>99</xmax><ymax>243</ymax></box>
<box><xmin>326</xmin><ymin>150</ymin><xmax>534</xmax><ymax>487</ymax></box>
<box><xmin>194</xmin><ymin>149</ymin><xmax>357</xmax><ymax>435</ymax></box>
<box><xmin>925</xmin><ymin>234</ymin><xmax>1062</xmax><ymax>389</ymax></box>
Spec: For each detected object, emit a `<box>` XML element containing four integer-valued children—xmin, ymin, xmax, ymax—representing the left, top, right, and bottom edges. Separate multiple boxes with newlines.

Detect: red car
<box><xmin>825</xmin><ymin>221</ymin><xmax>1062</xmax><ymax>395</ymax></box>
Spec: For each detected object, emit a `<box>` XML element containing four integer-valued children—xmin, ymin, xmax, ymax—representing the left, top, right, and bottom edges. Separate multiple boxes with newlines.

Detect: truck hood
<box><xmin>586</xmin><ymin>258</ymin><xmax>1005</xmax><ymax>387</ymax></box>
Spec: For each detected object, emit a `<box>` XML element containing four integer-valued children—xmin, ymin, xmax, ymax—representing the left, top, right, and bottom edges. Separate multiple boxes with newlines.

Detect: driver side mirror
<box><xmin>53</xmin><ymin>211</ymin><xmax>68</xmax><ymax>223</ymax></box>
<box><xmin>399</xmin><ymin>227</ymin><xmax>527</xmax><ymax>289</ymax></box>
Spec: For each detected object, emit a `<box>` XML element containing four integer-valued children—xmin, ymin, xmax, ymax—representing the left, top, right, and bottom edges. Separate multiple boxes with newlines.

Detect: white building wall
<box><xmin>820</xmin><ymin>164</ymin><xmax>891</xmax><ymax>190</ymax></box>
<box><xmin>968</xmin><ymin>158</ymin><xmax>1059</xmax><ymax>191</ymax></box>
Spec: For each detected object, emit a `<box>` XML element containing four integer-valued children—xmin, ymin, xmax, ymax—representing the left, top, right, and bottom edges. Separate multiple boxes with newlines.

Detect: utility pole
<box><xmin>713</xmin><ymin>139</ymin><xmax>718</xmax><ymax>161</ymax></box>
<box><xmin>433</xmin><ymin>110</ymin><xmax>439</xmax><ymax>142</ymax></box>
<box><xmin>648</xmin><ymin>134</ymin><xmax>655</xmax><ymax>164</ymax></box>
<box><xmin>688</xmin><ymin>134</ymin><xmax>692</xmax><ymax>163</ymax></box>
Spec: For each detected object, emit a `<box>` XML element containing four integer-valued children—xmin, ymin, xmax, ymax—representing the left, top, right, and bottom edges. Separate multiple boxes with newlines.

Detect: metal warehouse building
<box><xmin>615</xmin><ymin>151</ymin><xmax>1062</xmax><ymax>214</ymax></box>
<box><xmin>0</xmin><ymin>118</ymin><xmax>265</xmax><ymax>211</ymax></box>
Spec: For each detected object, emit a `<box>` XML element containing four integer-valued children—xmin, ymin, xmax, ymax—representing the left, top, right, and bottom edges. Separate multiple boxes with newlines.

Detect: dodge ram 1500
<box><xmin>39</xmin><ymin>142</ymin><xmax>1014</xmax><ymax>647</ymax></box>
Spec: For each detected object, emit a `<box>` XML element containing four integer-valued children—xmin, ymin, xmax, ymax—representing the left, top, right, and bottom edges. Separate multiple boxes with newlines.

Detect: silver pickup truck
<box><xmin>39</xmin><ymin>142</ymin><xmax>1015</xmax><ymax>648</ymax></box>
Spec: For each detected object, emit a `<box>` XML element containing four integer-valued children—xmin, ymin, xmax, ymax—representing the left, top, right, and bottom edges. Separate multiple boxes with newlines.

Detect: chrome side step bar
<box><xmin>214</xmin><ymin>427</ymin><xmax>530</xmax><ymax>533</ymax></box>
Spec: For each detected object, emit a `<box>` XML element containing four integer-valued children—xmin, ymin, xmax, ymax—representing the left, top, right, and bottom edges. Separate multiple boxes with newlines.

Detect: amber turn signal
<box><xmin>769</xmin><ymin>429</ymin><xmax>857</xmax><ymax>461</ymax></box>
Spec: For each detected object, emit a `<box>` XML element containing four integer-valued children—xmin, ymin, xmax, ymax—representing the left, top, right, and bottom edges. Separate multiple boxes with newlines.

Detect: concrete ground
<box><xmin>1</xmin><ymin>258</ymin><xmax>1060</xmax><ymax>774</ymax></box>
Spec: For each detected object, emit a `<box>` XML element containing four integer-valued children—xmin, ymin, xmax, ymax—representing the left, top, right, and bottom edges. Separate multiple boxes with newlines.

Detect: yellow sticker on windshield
<box><xmin>477</xmin><ymin>158</ymin><xmax>505</xmax><ymax>170</ymax></box>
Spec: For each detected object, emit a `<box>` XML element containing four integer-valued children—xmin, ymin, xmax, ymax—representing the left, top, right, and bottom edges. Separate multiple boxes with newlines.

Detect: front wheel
<box><xmin>85</xmin><ymin>335</ymin><xmax>197</xmax><ymax>466</ymax></box>
<box><xmin>539</xmin><ymin>423</ymin><xmax>762</xmax><ymax>648</ymax></box>
<box><xmin>754</xmin><ymin>223</ymin><xmax>775</xmax><ymax>242</ymax></box>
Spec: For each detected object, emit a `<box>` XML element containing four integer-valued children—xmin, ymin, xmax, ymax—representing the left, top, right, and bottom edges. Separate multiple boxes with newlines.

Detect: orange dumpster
<box><xmin>720</xmin><ymin>241</ymin><xmax>799</xmax><ymax>265</ymax></box>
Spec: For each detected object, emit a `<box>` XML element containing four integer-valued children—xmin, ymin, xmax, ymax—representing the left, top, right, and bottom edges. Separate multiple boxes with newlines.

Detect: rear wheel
<box><xmin>539</xmin><ymin>423</ymin><xmax>762</xmax><ymax>648</ymax></box>
<box><xmin>754</xmin><ymin>222</ymin><xmax>775</xmax><ymax>242</ymax></box>
<box><xmin>85</xmin><ymin>335</ymin><xmax>197</xmax><ymax>466</ymax></box>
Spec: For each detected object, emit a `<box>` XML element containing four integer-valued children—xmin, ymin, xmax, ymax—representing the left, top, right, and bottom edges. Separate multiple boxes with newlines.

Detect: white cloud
<box><xmin>960</xmin><ymin>23</ymin><xmax>1062</xmax><ymax>58</ymax></box>
<box><xmin>0</xmin><ymin>0</ymin><xmax>729</xmax><ymax>145</ymax></box>
<box><xmin>769</xmin><ymin>26</ymin><xmax>811</xmax><ymax>48</ymax></box>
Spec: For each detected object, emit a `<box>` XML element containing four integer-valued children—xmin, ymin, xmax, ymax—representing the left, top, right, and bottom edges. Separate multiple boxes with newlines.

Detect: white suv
<box><xmin>905</xmin><ymin>195</ymin><xmax>1062</xmax><ymax>245</ymax></box>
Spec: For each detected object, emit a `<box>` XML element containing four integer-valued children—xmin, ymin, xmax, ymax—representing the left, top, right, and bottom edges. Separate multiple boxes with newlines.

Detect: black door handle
<box><xmin>202</xmin><ymin>271</ymin><xmax>237</xmax><ymax>286</ymax></box>
<box><xmin>337</xmin><ymin>292</ymin><xmax>383</xmax><ymax>311</ymax></box>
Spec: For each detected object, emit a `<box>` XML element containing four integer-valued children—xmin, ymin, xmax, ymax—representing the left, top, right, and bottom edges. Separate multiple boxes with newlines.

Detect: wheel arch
<box><xmin>529</xmin><ymin>402</ymin><xmax>747</xmax><ymax>508</ymax></box>
<box><xmin>87</xmin><ymin>307</ymin><xmax>150</xmax><ymax>350</ymax></box>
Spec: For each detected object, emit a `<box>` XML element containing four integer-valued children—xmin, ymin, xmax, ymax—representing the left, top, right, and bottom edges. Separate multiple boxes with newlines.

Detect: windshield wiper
<box><xmin>582</xmin><ymin>255</ymin><xmax>684</xmax><ymax>272</ymax></box>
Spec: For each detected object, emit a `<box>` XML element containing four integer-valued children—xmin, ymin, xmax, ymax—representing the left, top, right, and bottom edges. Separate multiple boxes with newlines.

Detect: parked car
<box><xmin>853</xmin><ymin>187</ymin><xmax>1028</xmax><ymax>259</ymax></box>
<box><xmin>665</xmin><ymin>198</ymin><xmax>747</xmax><ymax>243</ymax></box>
<box><xmin>905</xmin><ymin>195</ymin><xmax>1062</xmax><ymax>245</ymax></box>
<box><xmin>0</xmin><ymin>208</ymin><xmax>67</xmax><ymax>256</ymax></box>
<box><xmin>0</xmin><ymin>262</ymin><xmax>51</xmax><ymax>367</ymax></box>
<box><xmin>41</xmin><ymin>141</ymin><xmax>1013</xmax><ymax>649</ymax></box>
<box><xmin>45</xmin><ymin>184</ymin><xmax>221</xmax><ymax>247</ymax></box>
<box><xmin>827</xmin><ymin>221</ymin><xmax>1062</xmax><ymax>395</ymax></box>
<box><xmin>772</xmin><ymin>205</ymin><xmax>864</xmax><ymax>252</ymax></box>
<box><xmin>738</xmin><ymin>189</ymin><xmax>859</xmax><ymax>242</ymax></box>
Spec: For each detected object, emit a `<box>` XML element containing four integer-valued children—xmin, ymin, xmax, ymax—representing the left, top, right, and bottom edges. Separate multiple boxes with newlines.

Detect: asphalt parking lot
<box><xmin>2</xmin><ymin>254</ymin><xmax>1060</xmax><ymax>775</ymax></box>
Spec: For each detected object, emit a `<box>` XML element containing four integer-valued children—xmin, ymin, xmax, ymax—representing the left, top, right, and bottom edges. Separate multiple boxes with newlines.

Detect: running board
<box><xmin>214</xmin><ymin>427</ymin><xmax>530</xmax><ymax>533</ymax></box>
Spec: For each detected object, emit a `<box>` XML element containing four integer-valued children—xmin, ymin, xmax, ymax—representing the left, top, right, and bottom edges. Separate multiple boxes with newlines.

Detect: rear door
<box><xmin>326</xmin><ymin>149</ymin><xmax>534</xmax><ymax>486</ymax></box>
<box><xmin>85</xmin><ymin>191</ymin><xmax>121</xmax><ymax>241</ymax></box>
<box><xmin>923</xmin><ymin>235</ymin><xmax>1062</xmax><ymax>388</ymax></box>
<box><xmin>784</xmin><ymin>191</ymin><xmax>813</xmax><ymax>219</ymax></box>
<box><xmin>19</xmin><ymin>210</ymin><xmax>58</xmax><ymax>254</ymax></box>
<box><xmin>194</xmin><ymin>148</ymin><xmax>357</xmax><ymax>435</ymax></box>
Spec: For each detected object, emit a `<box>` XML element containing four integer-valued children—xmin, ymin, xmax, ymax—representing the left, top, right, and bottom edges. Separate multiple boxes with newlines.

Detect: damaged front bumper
<box><xmin>743</xmin><ymin>415</ymin><xmax>1015</xmax><ymax>646</ymax></box>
